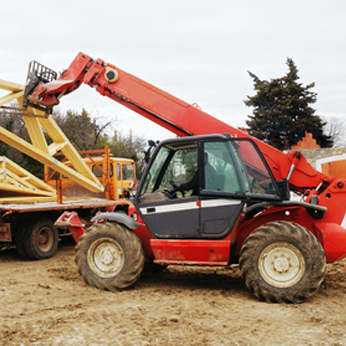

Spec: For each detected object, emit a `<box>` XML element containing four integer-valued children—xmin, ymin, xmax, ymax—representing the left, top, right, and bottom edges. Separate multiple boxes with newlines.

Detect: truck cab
<box><xmin>98</xmin><ymin>157</ymin><xmax>136</xmax><ymax>200</ymax></box>
<box><xmin>44</xmin><ymin>149</ymin><xmax>137</xmax><ymax>200</ymax></box>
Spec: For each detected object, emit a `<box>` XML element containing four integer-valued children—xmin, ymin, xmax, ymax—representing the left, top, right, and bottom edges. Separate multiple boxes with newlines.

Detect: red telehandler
<box><xmin>23</xmin><ymin>52</ymin><xmax>346</xmax><ymax>303</ymax></box>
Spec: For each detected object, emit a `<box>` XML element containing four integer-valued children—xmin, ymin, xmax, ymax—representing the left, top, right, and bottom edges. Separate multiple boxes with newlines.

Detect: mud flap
<box><xmin>314</xmin><ymin>223</ymin><xmax>346</xmax><ymax>263</ymax></box>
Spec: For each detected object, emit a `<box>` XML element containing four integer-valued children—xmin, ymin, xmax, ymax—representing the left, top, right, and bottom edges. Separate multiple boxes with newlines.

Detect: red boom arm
<box><xmin>26</xmin><ymin>52</ymin><xmax>334</xmax><ymax>193</ymax></box>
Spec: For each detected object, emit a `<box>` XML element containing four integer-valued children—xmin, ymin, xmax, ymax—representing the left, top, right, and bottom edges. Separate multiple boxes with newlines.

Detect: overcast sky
<box><xmin>1</xmin><ymin>0</ymin><xmax>345</xmax><ymax>141</ymax></box>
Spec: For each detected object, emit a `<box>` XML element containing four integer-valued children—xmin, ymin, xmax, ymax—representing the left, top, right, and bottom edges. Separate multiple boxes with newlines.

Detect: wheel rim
<box><xmin>37</xmin><ymin>227</ymin><xmax>54</xmax><ymax>252</ymax></box>
<box><xmin>258</xmin><ymin>242</ymin><xmax>306</xmax><ymax>288</ymax></box>
<box><xmin>87</xmin><ymin>238</ymin><xmax>125</xmax><ymax>278</ymax></box>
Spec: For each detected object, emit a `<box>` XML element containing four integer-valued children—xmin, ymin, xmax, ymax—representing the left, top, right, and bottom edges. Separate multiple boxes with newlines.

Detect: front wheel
<box><xmin>75</xmin><ymin>222</ymin><xmax>144</xmax><ymax>291</ymax></box>
<box><xmin>239</xmin><ymin>221</ymin><xmax>326</xmax><ymax>303</ymax></box>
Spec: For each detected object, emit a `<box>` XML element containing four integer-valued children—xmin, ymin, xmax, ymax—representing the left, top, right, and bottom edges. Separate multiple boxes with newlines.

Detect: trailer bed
<box><xmin>0</xmin><ymin>198</ymin><xmax>121</xmax><ymax>213</ymax></box>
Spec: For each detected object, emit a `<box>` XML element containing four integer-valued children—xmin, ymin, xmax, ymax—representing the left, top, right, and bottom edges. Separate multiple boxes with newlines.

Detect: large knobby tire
<box><xmin>22</xmin><ymin>218</ymin><xmax>59</xmax><ymax>260</ymax></box>
<box><xmin>75</xmin><ymin>222</ymin><xmax>145</xmax><ymax>291</ymax></box>
<box><xmin>239</xmin><ymin>221</ymin><xmax>326</xmax><ymax>303</ymax></box>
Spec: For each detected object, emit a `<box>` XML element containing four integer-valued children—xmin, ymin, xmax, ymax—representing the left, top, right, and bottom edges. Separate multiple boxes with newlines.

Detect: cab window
<box><xmin>159</xmin><ymin>146</ymin><xmax>198</xmax><ymax>197</ymax></box>
<box><xmin>202</xmin><ymin>140</ymin><xmax>278</xmax><ymax>197</ymax></box>
<box><xmin>117</xmin><ymin>163</ymin><xmax>121</xmax><ymax>181</ymax></box>
<box><xmin>140</xmin><ymin>142</ymin><xmax>198</xmax><ymax>198</ymax></box>
<box><xmin>92</xmin><ymin>164</ymin><xmax>114</xmax><ymax>178</ymax></box>
<box><xmin>122</xmin><ymin>164</ymin><xmax>134</xmax><ymax>181</ymax></box>
<box><xmin>203</xmin><ymin>141</ymin><xmax>242</xmax><ymax>193</ymax></box>
<box><xmin>92</xmin><ymin>165</ymin><xmax>103</xmax><ymax>178</ymax></box>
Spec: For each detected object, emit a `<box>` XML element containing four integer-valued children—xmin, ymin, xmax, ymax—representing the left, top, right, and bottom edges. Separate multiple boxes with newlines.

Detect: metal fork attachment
<box><xmin>23</xmin><ymin>61</ymin><xmax>58</xmax><ymax>112</ymax></box>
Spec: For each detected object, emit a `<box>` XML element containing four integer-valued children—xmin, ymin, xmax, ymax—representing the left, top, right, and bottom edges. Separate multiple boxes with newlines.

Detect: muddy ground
<box><xmin>1</xmin><ymin>239</ymin><xmax>346</xmax><ymax>346</ymax></box>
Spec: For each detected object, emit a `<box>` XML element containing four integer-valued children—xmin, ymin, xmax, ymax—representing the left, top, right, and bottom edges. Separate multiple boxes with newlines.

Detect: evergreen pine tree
<box><xmin>245</xmin><ymin>58</ymin><xmax>333</xmax><ymax>150</ymax></box>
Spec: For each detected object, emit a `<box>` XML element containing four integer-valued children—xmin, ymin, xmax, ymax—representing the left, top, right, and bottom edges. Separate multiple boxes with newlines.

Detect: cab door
<box><xmin>136</xmin><ymin>139</ymin><xmax>201</xmax><ymax>238</ymax></box>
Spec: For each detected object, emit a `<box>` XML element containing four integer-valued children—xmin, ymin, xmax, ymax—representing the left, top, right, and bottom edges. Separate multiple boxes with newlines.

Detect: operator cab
<box><xmin>135</xmin><ymin>134</ymin><xmax>281</xmax><ymax>239</ymax></box>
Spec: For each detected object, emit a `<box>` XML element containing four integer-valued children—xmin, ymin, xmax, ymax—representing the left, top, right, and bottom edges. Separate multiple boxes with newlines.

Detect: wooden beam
<box><xmin>0</xmin><ymin>79</ymin><xmax>104</xmax><ymax>193</ymax></box>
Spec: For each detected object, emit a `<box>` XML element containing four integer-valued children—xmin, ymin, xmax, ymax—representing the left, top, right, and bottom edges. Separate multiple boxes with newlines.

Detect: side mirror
<box><xmin>276</xmin><ymin>179</ymin><xmax>290</xmax><ymax>201</ymax></box>
<box><xmin>144</xmin><ymin>140</ymin><xmax>159</xmax><ymax>163</ymax></box>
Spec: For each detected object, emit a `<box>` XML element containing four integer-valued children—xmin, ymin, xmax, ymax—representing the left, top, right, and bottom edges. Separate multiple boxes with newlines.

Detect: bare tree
<box><xmin>52</xmin><ymin>109</ymin><xmax>113</xmax><ymax>151</ymax></box>
<box><xmin>323</xmin><ymin>117</ymin><xmax>346</xmax><ymax>147</ymax></box>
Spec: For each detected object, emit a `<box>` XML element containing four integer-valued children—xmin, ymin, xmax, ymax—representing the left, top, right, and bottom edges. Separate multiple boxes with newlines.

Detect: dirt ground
<box><xmin>1</xmin><ymin>240</ymin><xmax>346</xmax><ymax>346</ymax></box>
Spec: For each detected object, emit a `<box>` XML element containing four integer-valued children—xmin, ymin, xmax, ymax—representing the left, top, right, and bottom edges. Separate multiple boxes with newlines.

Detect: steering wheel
<box><xmin>169</xmin><ymin>180</ymin><xmax>185</xmax><ymax>197</ymax></box>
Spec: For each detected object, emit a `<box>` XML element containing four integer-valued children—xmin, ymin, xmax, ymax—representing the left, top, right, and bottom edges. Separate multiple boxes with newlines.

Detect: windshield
<box><xmin>140</xmin><ymin>146</ymin><xmax>170</xmax><ymax>197</ymax></box>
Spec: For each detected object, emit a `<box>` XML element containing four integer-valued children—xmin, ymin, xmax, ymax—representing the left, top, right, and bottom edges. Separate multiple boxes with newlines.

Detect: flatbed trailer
<box><xmin>0</xmin><ymin>80</ymin><xmax>136</xmax><ymax>260</ymax></box>
<box><xmin>0</xmin><ymin>197</ymin><xmax>130</xmax><ymax>259</ymax></box>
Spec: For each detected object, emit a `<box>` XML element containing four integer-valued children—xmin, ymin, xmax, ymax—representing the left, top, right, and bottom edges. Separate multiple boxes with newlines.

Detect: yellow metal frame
<box><xmin>0</xmin><ymin>79</ymin><xmax>104</xmax><ymax>194</ymax></box>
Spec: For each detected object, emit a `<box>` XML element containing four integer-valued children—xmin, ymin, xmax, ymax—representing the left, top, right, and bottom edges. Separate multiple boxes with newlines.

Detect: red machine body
<box><xmin>26</xmin><ymin>52</ymin><xmax>346</xmax><ymax>266</ymax></box>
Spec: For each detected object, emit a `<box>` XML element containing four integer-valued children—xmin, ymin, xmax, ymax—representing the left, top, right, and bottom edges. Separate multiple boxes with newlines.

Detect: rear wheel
<box><xmin>75</xmin><ymin>222</ymin><xmax>144</xmax><ymax>291</ymax></box>
<box><xmin>239</xmin><ymin>221</ymin><xmax>326</xmax><ymax>303</ymax></box>
<box><xmin>23</xmin><ymin>218</ymin><xmax>59</xmax><ymax>260</ymax></box>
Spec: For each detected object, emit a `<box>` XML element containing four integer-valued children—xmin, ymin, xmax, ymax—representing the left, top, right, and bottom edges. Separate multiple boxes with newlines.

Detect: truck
<box><xmin>0</xmin><ymin>79</ymin><xmax>137</xmax><ymax>260</ymax></box>
<box><xmin>22</xmin><ymin>52</ymin><xmax>346</xmax><ymax>303</ymax></box>
<box><xmin>44</xmin><ymin>147</ymin><xmax>137</xmax><ymax>201</ymax></box>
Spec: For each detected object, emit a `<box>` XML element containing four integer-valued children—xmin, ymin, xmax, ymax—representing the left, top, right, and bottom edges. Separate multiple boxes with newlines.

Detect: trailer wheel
<box><xmin>14</xmin><ymin>222</ymin><xmax>30</xmax><ymax>259</ymax></box>
<box><xmin>75</xmin><ymin>222</ymin><xmax>144</xmax><ymax>291</ymax></box>
<box><xmin>24</xmin><ymin>219</ymin><xmax>59</xmax><ymax>260</ymax></box>
<box><xmin>239</xmin><ymin>221</ymin><xmax>325</xmax><ymax>303</ymax></box>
